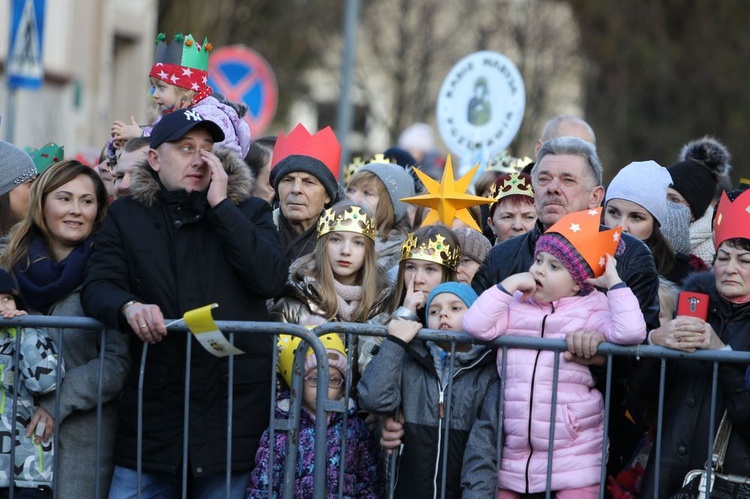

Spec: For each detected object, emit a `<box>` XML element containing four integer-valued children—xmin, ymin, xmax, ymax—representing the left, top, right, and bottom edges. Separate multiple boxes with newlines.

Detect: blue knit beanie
<box><xmin>426</xmin><ymin>282</ymin><xmax>478</xmax><ymax>312</ymax></box>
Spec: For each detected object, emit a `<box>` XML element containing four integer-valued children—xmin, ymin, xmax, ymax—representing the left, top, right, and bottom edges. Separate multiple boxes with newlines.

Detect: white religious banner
<box><xmin>436</xmin><ymin>51</ymin><xmax>526</xmax><ymax>178</ymax></box>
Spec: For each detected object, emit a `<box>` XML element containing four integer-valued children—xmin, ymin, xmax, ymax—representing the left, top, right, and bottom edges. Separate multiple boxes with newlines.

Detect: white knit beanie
<box><xmin>0</xmin><ymin>140</ymin><xmax>36</xmax><ymax>197</ymax></box>
<box><xmin>605</xmin><ymin>160</ymin><xmax>672</xmax><ymax>227</ymax></box>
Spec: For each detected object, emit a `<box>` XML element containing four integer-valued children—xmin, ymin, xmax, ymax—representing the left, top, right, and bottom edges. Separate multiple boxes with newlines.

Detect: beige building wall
<box><xmin>0</xmin><ymin>0</ymin><xmax>157</xmax><ymax>161</ymax></box>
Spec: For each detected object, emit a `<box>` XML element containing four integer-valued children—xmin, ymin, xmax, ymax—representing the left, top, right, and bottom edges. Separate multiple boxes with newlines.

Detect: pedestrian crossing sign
<box><xmin>7</xmin><ymin>0</ymin><xmax>46</xmax><ymax>89</ymax></box>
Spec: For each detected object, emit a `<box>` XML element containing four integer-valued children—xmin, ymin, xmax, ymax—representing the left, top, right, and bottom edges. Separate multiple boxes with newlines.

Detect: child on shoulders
<box><xmin>110</xmin><ymin>33</ymin><xmax>250</xmax><ymax>157</ymax></box>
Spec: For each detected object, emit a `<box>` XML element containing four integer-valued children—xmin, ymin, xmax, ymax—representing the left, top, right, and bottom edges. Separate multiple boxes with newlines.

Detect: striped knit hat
<box><xmin>535</xmin><ymin>232</ymin><xmax>593</xmax><ymax>293</ymax></box>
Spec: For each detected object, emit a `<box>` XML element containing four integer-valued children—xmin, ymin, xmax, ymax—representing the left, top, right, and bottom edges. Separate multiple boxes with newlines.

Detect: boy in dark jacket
<box><xmin>358</xmin><ymin>283</ymin><xmax>498</xmax><ymax>498</ymax></box>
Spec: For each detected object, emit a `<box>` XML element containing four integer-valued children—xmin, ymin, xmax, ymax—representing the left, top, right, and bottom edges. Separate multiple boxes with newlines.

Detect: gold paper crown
<box><xmin>366</xmin><ymin>153</ymin><xmax>394</xmax><ymax>165</ymax></box>
<box><xmin>317</xmin><ymin>206</ymin><xmax>376</xmax><ymax>241</ymax></box>
<box><xmin>487</xmin><ymin>152</ymin><xmax>534</xmax><ymax>173</ymax></box>
<box><xmin>489</xmin><ymin>172</ymin><xmax>534</xmax><ymax>202</ymax></box>
<box><xmin>400</xmin><ymin>233</ymin><xmax>461</xmax><ymax>271</ymax></box>
<box><xmin>343</xmin><ymin>156</ymin><xmax>367</xmax><ymax>184</ymax></box>
<box><xmin>277</xmin><ymin>333</ymin><xmax>346</xmax><ymax>388</ymax></box>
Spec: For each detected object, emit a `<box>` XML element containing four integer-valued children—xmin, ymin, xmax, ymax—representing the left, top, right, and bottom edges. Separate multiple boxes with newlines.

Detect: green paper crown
<box><xmin>153</xmin><ymin>32</ymin><xmax>212</xmax><ymax>72</ymax></box>
<box><xmin>25</xmin><ymin>142</ymin><xmax>64</xmax><ymax>173</ymax></box>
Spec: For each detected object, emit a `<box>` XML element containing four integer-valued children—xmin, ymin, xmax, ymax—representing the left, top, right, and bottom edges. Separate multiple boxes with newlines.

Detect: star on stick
<box><xmin>401</xmin><ymin>155</ymin><xmax>493</xmax><ymax>231</ymax></box>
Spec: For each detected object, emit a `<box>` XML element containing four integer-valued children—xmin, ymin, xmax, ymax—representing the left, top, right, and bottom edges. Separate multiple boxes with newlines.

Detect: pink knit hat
<box><xmin>304</xmin><ymin>349</ymin><xmax>348</xmax><ymax>377</ymax></box>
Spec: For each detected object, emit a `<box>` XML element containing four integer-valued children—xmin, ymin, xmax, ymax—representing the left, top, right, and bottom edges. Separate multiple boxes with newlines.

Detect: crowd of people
<box><xmin>1</xmin><ymin>31</ymin><xmax>749</xmax><ymax>499</ymax></box>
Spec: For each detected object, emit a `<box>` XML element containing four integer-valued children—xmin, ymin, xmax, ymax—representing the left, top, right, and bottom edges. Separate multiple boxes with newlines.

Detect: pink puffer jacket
<box><xmin>462</xmin><ymin>285</ymin><xmax>646</xmax><ymax>493</ymax></box>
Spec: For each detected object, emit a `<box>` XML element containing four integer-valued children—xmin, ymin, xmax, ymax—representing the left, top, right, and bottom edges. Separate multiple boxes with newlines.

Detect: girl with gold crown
<box><xmin>270</xmin><ymin>201</ymin><xmax>391</xmax><ymax>327</ymax></box>
<box><xmin>357</xmin><ymin>224</ymin><xmax>460</xmax><ymax>375</ymax></box>
<box><xmin>110</xmin><ymin>33</ymin><xmax>251</xmax><ymax>158</ymax></box>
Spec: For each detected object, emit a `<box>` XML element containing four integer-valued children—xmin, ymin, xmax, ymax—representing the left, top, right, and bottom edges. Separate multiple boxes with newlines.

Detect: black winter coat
<box><xmin>640</xmin><ymin>271</ymin><xmax>750</xmax><ymax>498</ymax></box>
<box><xmin>82</xmin><ymin>149</ymin><xmax>288</xmax><ymax>477</ymax></box>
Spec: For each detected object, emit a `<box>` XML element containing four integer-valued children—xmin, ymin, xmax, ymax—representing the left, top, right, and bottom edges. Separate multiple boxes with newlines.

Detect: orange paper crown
<box><xmin>544</xmin><ymin>207</ymin><xmax>622</xmax><ymax>277</ymax></box>
<box><xmin>271</xmin><ymin>124</ymin><xmax>342</xmax><ymax>180</ymax></box>
<box><xmin>713</xmin><ymin>189</ymin><xmax>750</xmax><ymax>250</ymax></box>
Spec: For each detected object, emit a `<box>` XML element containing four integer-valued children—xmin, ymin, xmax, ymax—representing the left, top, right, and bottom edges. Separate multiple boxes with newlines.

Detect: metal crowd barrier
<box><xmin>2</xmin><ymin>315</ymin><xmax>750</xmax><ymax>499</ymax></box>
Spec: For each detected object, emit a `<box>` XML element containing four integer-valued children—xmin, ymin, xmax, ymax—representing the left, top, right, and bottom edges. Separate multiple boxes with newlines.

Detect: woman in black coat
<box><xmin>640</xmin><ymin>189</ymin><xmax>750</xmax><ymax>498</ymax></box>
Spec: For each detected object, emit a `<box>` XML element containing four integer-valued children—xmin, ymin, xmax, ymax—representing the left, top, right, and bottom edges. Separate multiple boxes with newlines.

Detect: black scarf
<box><xmin>14</xmin><ymin>235</ymin><xmax>93</xmax><ymax>314</ymax></box>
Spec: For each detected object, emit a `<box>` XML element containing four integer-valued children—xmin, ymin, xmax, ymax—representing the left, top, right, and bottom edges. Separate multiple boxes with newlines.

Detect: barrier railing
<box><xmin>2</xmin><ymin>315</ymin><xmax>749</xmax><ymax>499</ymax></box>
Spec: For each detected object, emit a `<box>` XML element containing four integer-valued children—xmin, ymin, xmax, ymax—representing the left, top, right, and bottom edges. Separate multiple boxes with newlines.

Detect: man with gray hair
<box><xmin>473</xmin><ymin>137</ymin><xmax>657</xmax><ymax>327</ymax></box>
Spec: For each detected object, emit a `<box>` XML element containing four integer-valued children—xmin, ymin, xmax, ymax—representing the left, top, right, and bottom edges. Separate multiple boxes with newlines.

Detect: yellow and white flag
<box><xmin>183</xmin><ymin>303</ymin><xmax>244</xmax><ymax>357</ymax></box>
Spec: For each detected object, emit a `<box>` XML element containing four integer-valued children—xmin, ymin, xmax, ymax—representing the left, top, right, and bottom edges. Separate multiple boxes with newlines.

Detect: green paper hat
<box><xmin>153</xmin><ymin>32</ymin><xmax>212</xmax><ymax>72</ymax></box>
<box><xmin>25</xmin><ymin>142</ymin><xmax>64</xmax><ymax>173</ymax></box>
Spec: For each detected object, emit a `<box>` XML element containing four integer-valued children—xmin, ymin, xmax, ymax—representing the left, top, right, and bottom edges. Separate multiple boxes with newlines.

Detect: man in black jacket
<box><xmin>82</xmin><ymin>108</ymin><xmax>288</xmax><ymax>497</ymax></box>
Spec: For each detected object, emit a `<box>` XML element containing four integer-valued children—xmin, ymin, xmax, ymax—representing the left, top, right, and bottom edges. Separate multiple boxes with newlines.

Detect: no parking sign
<box><xmin>208</xmin><ymin>46</ymin><xmax>277</xmax><ymax>138</ymax></box>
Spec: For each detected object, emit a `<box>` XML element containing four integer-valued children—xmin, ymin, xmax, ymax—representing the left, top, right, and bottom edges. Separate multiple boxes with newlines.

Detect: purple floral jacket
<box><xmin>246</xmin><ymin>393</ymin><xmax>383</xmax><ymax>498</ymax></box>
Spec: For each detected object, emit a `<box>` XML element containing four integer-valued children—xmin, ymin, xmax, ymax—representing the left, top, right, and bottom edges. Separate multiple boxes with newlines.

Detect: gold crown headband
<box><xmin>343</xmin><ymin>156</ymin><xmax>367</xmax><ymax>184</ymax></box>
<box><xmin>400</xmin><ymin>233</ymin><xmax>461</xmax><ymax>272</ymax></box>
<box><xmin>490</xmin><ymin>172</ymin><xmax>534</xmax><ymax>202</ymax></box>
<box><xmin>317</xmin><ymin>206</ymin><xmax>376</xmax><ymax>241</ymax></box>
<box><xmin>487</xmin><ymin>152</ymin><xmax>534</xmax><ymax>173</ymax></box>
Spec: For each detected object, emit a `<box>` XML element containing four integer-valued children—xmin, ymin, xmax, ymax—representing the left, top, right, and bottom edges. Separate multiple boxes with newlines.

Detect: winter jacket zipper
<box><xmin>524</xmin><ymin>304</ymin><xmax>554</xmax><ymax>494</ymax></box>
<box><xmin>430</xmin><ymin>348</ymin><xmax>492</xmax><ymax>499</ymax></box>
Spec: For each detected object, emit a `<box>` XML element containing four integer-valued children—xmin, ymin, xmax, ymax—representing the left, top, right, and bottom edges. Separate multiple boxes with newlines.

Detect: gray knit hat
<box><xmin>605</xmin><ymin>160</ymin><xmax>672</xmax><ymax>227</ymax></box>
<box><xmin>271</xmin><ymin>155</ymin><xmax>339</xmax><ymax>206</ymax></box>
<box><xmin>452</xmin><ymin>227</ymin><xmax>491</xmax><ymax>264</ymax></box>
<box><xmin>0</xmin><ymin>140</ymin><xmax>36</xmax><ymax>197</ymax></box>
<box><xmin>360</xmin><ymin>162</ymin><xmax>415</xmax><ymax>221</ymax></box>
<box><xmin>662</xmin><ymin>201</ymin><xmax>692</xmax><ymax>255</ymax></box>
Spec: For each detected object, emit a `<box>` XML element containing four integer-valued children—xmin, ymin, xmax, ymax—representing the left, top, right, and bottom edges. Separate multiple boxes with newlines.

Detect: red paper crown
<box><xmin>271</xmin><ymin>124</ymin><xmax>342</xmax><ymax>180</ymax></box>
<box><xmin>713</xmin><ymin>189</ymin><xmax>750</xmax><ymax>250</ymax></box>
<box><xmin>544</xmin><ymin>207</ymin><xmax>622</xmax><ymax>278</ymax></box>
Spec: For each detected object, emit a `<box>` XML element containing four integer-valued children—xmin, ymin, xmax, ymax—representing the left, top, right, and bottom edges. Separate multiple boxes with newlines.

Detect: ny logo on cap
<box><xmin>184</xmin><ymin>109</ymin><xmax>202</xmax><ymax>122</ymax></box>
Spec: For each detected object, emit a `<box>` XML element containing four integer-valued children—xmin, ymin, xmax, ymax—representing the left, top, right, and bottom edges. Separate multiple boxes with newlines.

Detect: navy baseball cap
<box><xmin>149</xmin><ymin>109</ymin><xmax>225</xmax><ymax>149</ymax></box>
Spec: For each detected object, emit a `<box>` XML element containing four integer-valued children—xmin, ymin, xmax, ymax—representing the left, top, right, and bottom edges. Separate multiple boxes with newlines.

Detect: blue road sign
<box><xmin>7</xmin><ymin>0</ymin><xmax>46</xmax><ymax>89</ymax></box>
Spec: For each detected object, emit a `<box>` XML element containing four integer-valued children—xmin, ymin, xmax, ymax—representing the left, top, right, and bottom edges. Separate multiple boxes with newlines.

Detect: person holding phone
<box><xmin>640</xmin><ymin>187</ymin><xmax>750</xmax><ymax>497</ymax></box>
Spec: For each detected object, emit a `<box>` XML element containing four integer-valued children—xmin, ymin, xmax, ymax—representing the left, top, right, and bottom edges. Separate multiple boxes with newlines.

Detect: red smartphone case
<box><xmin>676</xmin><ymin>291</ymin><xmax>709</xmax><ymax>320</ymax></box>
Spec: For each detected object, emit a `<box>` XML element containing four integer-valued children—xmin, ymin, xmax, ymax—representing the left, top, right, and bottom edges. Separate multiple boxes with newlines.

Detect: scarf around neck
<box><xmin>334</xmin><ymin>280</ymin><xmax>363</xmax><ymax>321</ymax></box>
<box><xmin>14</xmin><ymin>235</ymin><xmax>93</xmax><ymax>314</ymax></box>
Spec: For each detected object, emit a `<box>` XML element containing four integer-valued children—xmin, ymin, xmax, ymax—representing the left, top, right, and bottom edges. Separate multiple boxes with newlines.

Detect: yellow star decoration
<box><xmin>400</xmin><ymin>155</ymin><xmax>493</xmax><ymax>231</ymax></box>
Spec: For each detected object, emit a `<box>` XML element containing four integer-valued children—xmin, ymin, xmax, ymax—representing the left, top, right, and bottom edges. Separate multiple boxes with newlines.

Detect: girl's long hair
<box><xmin>1</xmin><ymin>160</ymin><xmax>109</xmax><ymax>273</ymax></box>
<box><xmin>388</xmin><ymin>224</ymin><xmax>459</xmax><ymax>315</ymax></box>
<box><xmin>299</xmin><ymin>201</ymin><xmax>382</xmax><ymax>322</ymax></box>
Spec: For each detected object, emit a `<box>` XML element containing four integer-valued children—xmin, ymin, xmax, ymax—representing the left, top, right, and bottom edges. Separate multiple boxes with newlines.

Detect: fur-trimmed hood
<box><xmin>129</xmin><ymin>146</ymin><xmax>255</xmax><ymax>207</ymax></box>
